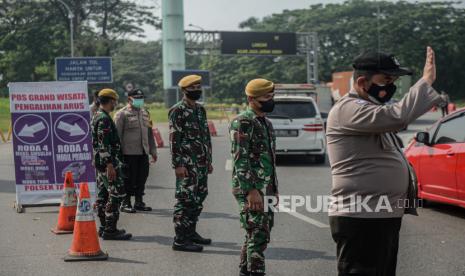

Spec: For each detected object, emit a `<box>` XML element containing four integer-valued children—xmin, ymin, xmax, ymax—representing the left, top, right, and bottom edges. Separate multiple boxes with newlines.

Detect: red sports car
<box><xmin>404</xmin><ymin>108</ymin><xmax>465</xmax><ymax>208</ymax></box>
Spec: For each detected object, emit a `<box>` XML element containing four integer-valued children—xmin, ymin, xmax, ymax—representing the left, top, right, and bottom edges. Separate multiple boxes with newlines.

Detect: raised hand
<box><xmin>422</xmin><ymin>46</ymin><xmax>436</xmax><ymax>86</ymax></box>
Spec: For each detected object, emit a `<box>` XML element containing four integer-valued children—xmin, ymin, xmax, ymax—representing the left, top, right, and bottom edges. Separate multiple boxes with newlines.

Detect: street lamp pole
<box><xmin>56</xmin><ymin>0</ymin><xmax>74</xmax><ymax>57</ymax></box>
<box><xmin>188</xmin><ymin>23</ymin><xmax>204</xmax><ymax>31</ymax></box>
<box><xmin>187</xmin><ymin>23</ymin><xmax>213</xmax><ymax>103</ymax></box>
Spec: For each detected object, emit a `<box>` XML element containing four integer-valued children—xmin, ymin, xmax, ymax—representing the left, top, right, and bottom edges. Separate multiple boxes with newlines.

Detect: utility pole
<box><xmin>56</xmin><ymin>0</ymin><xmax>74</xmax><ymax>57</ymax></box>
<box><xmin>162</xmin><ymin>0</ymin><xmax>186</xmax><ymax>107</ymax></box>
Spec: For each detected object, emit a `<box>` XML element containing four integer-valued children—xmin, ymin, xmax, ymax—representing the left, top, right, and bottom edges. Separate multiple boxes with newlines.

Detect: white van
<box><xmin>268</xmin><ymin>94</ymin><xmax>326</xmax><ymax>163</ymax></box>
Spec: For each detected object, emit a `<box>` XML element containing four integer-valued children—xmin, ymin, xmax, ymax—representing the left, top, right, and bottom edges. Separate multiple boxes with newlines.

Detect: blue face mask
<box><xmin>132</xmin><ymin>98</ymin><xmax>144</xmax><ymax>108</ymax></box>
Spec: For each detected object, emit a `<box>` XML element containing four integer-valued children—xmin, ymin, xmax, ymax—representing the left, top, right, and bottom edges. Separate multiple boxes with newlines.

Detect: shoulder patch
<box><xmin>355</xmin><ymin>99</ymin><xmax>369</xmax><ymax>105</ymax></box>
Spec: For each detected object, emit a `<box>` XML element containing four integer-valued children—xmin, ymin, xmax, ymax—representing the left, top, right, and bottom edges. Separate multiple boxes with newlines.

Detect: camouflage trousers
<box><xmin>95</xmin><ymin>169</ymin><xmax>126</xmax><ymax>231</ymax></box>
<box><xmin>173</xmin><ymin>166</ymin><xmax>209</xmax><ymax>240</ymax></box>
<box><xmin>235</xmin><ymin>193</ymin><xmax>274</xmax><ymax>274</ymax></box>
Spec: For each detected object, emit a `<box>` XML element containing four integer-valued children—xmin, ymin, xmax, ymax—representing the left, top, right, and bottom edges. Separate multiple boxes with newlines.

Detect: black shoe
<box><xmin>239</xmin><ymin>266</ymin><xmax>250</xmax><ymax>276</ymax></box>
<box><xmin>172</xmin><ymin>239</ymin><xmax>203</xmax><ymax>252</ymax></box>
<box><xmin>99</xmin><ymin>226</ymin><xmax>126</xmax><ymax>237</ymax></box>
<box><xmin>102</xmin><ymin>230</ymin><xmax>132</xmax><ymax>240</ymax></box>
<box><xmin>250</xmin><ymin>273</ymin><xmax>265</xmax><ymax>276</ymax></box>
<box><xmin>134</xmin><ymin>201</ymin><xmax>152</xmax><ymax>211</ymax></box>
<box><xmin>120</xmin><ymin>205</ymin><xmax>136</xmax><ymax>213</ymax></box>
<box><xmin>191</xmin><ymin>231</ymin><xmax>212</xmax><ymax>245</ymax></box>
<box><xmin>120</xmin><ymin>202</ymin><xmax>136</xmax><ymax>213</ymax></box>
<box><xmin>120</xmin><ymin>196</ymin><xmax>136</xmax><ymax>213</ymax></box>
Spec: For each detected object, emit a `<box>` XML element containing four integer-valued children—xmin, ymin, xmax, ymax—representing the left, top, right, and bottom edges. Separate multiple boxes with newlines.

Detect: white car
<box><xmin>268</xmin><ymin>95</ymin><xmax>326</xmax><ymax>163</ymax></box>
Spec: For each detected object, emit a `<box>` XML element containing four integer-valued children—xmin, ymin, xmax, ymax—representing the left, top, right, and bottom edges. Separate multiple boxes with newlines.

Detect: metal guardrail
<box><xmin>204</xmin><ymin>104</ymin><xmax>231</xmax><ymax>123</ymax></box>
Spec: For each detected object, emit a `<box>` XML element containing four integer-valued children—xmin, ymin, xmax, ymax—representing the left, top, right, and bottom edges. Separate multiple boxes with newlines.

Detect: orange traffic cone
<box><xmin>51</xmin><ymin>171</ymin><xmax>77</xmax><ymax>234</ymax></box>
<box><xmin>208</xmin><ymin>120</ymin><xmax>218</xmax><ymax>137</ymax></box>
<box><xmin>64</xmin><ymin>182</ymin><xmax>108</xmax><ymax>262</ymax></box>
<box><xmin>152</xmin><ymin>128</ymin><xmax>165</xmax><ymax>148</ymax></box>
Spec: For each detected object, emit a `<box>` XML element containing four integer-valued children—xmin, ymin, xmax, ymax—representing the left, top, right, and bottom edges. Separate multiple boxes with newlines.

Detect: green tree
<box><xmin>88</xmin><ymin>0</ymin><xmax>160</xmax><ymax>56</ymax></box>
<box><xmin>238</xmin><ymin>0</ymin><xmax>465</xmax><ymax>100</ymax></box>
<box><xmin>111</xmin><ymin>40</ymin><xmax>163</xmax><ymax>101</ymax></box>
<box><xmin>0</xmin><ymin>1</ymin><xmax>68</xmax><ymax>85</ymax></box>
<box><xmin>0</xmin><ymin>0</ymin><xmax>160</xmax><ymax>88</ymax></box>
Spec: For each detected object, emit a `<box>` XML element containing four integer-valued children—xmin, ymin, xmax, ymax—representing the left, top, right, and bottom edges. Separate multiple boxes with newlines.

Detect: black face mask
<box><xmin>258</xmin><ymin>99</ymin><xmax>275</xmax><ymax>113</ymax></box>
<box><xmin>366</xmin><ymin>82</ymin><xmax>397</xmax><ymax>103</ymax></box>
<box><xmin>185</xmin><ymin>90</ymin><xmax>202</xmax><ymax>101</ymax></box>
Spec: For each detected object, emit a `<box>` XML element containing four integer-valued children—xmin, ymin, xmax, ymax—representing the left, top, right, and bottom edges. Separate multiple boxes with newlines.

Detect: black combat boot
<box><xmin>97</xmin><ymin>203</ymin><xmax>109</xmax><ymax>237</ymax></box>
<box><xmin>99</xmin><ymin>227</ymin><xmax>126</xmax><ymax>237</ymax></box>
<box><xmin>97</xmin><ymin>205</ymin><xmax>106</xmax><ymax>237</ymax></box>
<box><xmin>98</xmin><ymin>207</ymin><xmax>127</xmax><ymax>237</ymax></box>
<box><xmin>102</xmin><ymin>216</ymin><xmax>132</xmax><ymax>240</ymax></box>
<box><xmin>191</xmin><ymin>222</ymin><xmax>212</xmax><ymax>245</ymax></box>
<box><xmin>172</xmin><ymin>229</ymin><xmax>203</xmax><ymax>252</ymax></box>
<box><xmin>134</xmin><ymin>195</ymin><xmax>152</xmax><ymax>211</ymax></box>
<box><xmin>102</xmin><ymin>230</ymin><xmax>132</xmax><ymax>240</ymax></box>
<box><xmin>172</xmin><ymin>237</ymin><xmax>204</xmax><ymax>252</ymax></box>
<box><xmin>239</xmin><ymin>265</ymin><xmax>250</xmax><ymax>276</ymax></box>
<box><xmin>98</xmin><ymin>215</ymin><xmax>126</xmax><ymax>238</ymax></box>
<box><xmin>120</xmin><ymin>195</ymin><xmax>136</xmax><ymax>213</ymax></box>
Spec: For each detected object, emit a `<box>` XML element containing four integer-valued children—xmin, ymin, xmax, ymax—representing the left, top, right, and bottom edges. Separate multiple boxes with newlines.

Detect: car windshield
<box><xmin>269</xmin><ymin>101</ymin><xmax>316</xmax><ymax>119</ymax></box>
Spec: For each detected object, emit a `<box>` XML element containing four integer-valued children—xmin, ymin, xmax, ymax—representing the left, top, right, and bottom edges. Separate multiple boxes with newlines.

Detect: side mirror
<box><xmin>415</xmin><ymin>132</ymin><xmax>431</xmax><ymax>146</ymax></box>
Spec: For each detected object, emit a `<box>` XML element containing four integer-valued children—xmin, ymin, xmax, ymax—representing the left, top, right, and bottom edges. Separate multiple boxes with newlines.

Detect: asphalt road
<box><xmin>1</xmin><ymin>110</ymin><xmax>465</xmax><ymax>276</ymax></box>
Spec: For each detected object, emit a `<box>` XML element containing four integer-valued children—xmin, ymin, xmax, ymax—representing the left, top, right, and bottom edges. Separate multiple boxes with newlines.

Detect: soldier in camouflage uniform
<box><xmin>169</xmin><ymin>75</ymin><xmax>213</xmax><ymax>252</ymax></box>
<box><xmin>229</xmin><ymin>79</ymin><xmax>279</xmax><ymax>276</ymax></box>
<box><xmin>92</xmin><ymin>88</ymin><xmax>132</xmax><ymax>240</ymax></box>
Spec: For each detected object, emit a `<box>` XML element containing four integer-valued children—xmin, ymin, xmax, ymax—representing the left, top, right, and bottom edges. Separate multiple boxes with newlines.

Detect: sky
<box><xmin>140</xmin><ymin>0</ymin><xmax>342</xmax><ymax>41</ymax></box>
<box><xmin>139</xmin><ymin>0</ymin><xmax>465</xmax><ymax>41</ymax></box>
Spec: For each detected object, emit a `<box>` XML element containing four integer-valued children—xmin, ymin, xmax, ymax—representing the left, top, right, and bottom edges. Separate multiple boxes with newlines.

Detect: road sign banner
<box><xmin>8</xmin><ymin>81</ymin><xmax>96</xmax><ymax>206</ymax></box>
<box><xmin>220</xmin><ymin>31</ymin><xmax>297</xmax><ymax>55</ymax></box>
<box><xmin>55</xmin><ymin>57</ymin><xmax>112</xmax><ymax>84</ymax></box>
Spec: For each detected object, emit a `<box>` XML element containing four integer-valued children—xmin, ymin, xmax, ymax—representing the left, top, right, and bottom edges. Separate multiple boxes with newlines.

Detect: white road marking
<box><xmin>224</xmin><ymin>157</ymin><xmax>328</xmax><ymax>228</ymax></box>
<box><xmin>286</xmin><ymin>211</ymin><xmax>329</xmax><ymax>228</ymax></box>
<box><xmin>225</xmin><ymin>159</ymin><xmax>233</xmax><ymax>171</ymax></box>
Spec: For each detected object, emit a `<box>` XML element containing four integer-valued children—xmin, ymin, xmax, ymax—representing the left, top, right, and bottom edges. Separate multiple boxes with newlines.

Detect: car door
<box><xmin>456</xmin><ymin>143</ymin><xmax>465</xmax><ymax>201</ymax></box>
<box><xmin>419</xmin><ymin>113</ymin><xmax>465</xmax><ymax>199</ymax></box>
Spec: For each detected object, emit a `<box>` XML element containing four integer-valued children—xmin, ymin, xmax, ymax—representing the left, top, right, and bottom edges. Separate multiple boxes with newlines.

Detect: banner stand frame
<box><xmin>9</xmin><ymin>81</ymin><xmax>96</xmax><ymax>213</ymax></box>
<box><xmin>13</xmin><ymin>201</ymin><xmax>59</xmax><ymax>213</ymax></box>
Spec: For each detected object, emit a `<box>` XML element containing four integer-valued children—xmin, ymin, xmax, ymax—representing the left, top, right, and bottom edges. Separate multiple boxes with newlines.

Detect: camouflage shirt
<box><xmin>169</xmin><ymin>100</ymin><xmax>212</xmax><ymax>169</ymax></box>
<box><xmin>91</xmin><ymin>108</ymin><xmax>123</xmax><ymax>172</ymax></box>
<box><xmin>229</xmin><ymin>107</ymin><xmax>278</xmax><ymax>195</ymax></box>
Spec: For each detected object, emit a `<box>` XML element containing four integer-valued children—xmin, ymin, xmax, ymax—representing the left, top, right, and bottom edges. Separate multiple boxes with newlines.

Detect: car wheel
<box><xmin>314</xmin><ymin>154</ymin><xmax>326</xmax><ymax>164</ymax></box>
<box><xmin>415</xmin><ymin>180</ymin><xmax>428</xmax><ymax>208</ymax></box>
<box><xmin>418</xmin><ymin>198</ymin><xmax>431</xmax><ymax>208</ymax></box>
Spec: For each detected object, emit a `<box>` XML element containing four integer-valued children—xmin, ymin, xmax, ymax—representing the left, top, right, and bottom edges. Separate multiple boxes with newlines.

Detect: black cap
<box><xmin>128</xmin><ymin>88</ymin><xmax>144</xmax><ymax>98</ymax></box>
<box><xmin>352</xmin><ymin>51</ymin><xmax>412</xmax><ymax>76</ymax></box>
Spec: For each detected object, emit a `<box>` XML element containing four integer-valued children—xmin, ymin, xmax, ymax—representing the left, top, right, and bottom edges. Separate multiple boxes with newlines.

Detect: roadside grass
<box><xmin>0</xmin><ymin>98</ymin><xmax>238</xmax><ymax>133</ymax></box>
<box><xmin>0</xmin><ymin>98</ymin><xmax>10</xmax><ymax>133</ymax></box>
<box><xmin>455</xmin><ymin>99</ymin><xmax>465</xmax><ymax>108</ymax></box>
